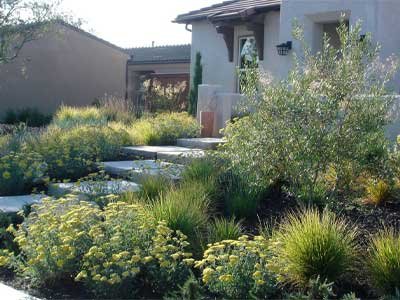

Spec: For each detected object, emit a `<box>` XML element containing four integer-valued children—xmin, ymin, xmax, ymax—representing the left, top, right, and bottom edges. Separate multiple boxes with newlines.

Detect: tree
<box><xmin>188</xmin><ymin>52</ymin><xmax>202</xmax><ymax>116</ymax></box>
<box><xmin>221</xmin><ymin>21</ymin><xmax>399</xmax><ymax>203</ymax></box>
<box><xmin>0</xmin><ymin>0</ymin><xmax>66</xmax><ymax>64</ymax></box>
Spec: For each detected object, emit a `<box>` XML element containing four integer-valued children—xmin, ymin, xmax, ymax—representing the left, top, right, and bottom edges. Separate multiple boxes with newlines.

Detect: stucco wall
<box><xmin>191</xmin><ymin>21</ymin><xmax>236</xmax><ymax>93</ymax></box>
<box><xmin>280</xmin><ymin>0</ymin><xmax>400</xmax><ymax>90</ymax></box>
<box><xmin>0</xmin><ymin>24</ymin><xmax>129</xmax><ymax>116</ymax></box>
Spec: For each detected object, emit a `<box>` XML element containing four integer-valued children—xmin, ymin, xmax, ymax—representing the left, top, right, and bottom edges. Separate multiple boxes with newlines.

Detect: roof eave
<box><xmin>174</xmin><ymin>4</ymin><xmax>281</xmax><ymax>24</ymax></box>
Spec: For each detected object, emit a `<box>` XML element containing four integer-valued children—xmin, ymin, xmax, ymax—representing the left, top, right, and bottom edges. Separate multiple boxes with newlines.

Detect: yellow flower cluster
<box><xmin>10</xmin><ymin>196</ymin><xmax>100</xmax><ymax>283</ymax></box>
<box><xmin>77</xmin><ymin>202</ymin><xmax>192</xmax><ymax>295</ymax></box>
<box><xmin>195</xmin><ymin>235</ymin><xmax>276</xmax><ymax>299</ymax></box>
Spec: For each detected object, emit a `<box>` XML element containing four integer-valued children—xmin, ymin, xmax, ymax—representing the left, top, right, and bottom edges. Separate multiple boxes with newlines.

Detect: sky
<box><xmin>60</xmin><ymin>0</ymin><xmax>221</xmax><ymax>49</ymax></box>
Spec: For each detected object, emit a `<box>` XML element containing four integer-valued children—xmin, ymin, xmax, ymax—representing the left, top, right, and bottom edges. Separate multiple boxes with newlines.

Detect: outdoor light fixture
<box><xmin>276</xmin><ymin>41</ymin><xmax>292</xmax><ymax>56</ymax></box>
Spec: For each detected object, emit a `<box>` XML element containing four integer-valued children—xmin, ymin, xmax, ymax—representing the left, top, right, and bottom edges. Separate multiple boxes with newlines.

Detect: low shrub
<box><xmin>0</xmin><ymin>150</ymin><xmax>46</xmax><ymax>196</ymax></box>
<box><xmin>368</xmin><ymin>229</ymin><xmax>400</xmax><ymax>296</ymax></box>
<box><xmin>3</xmin><ymin>108</ymin><xmax>52</xmax><ymax>127</ymax></box>
<box><xmin>207</xmin><ymin>217</ymin><xmax>243</xmax><ymax>244</ymax></box>
<box><xmin>127</xmin><ymin>112</ymin><xmax>200</xmax><ymax>146</ymax></box>
<box><xmin>151</xmin><ymin>182</ymin><xmax>210</xmax><ymax>250</ymax></box>
<box><xmin>78</xmin><ymin>202</ymin><xmax>192</xmax><ymax>298</ymax></box>
<box><xmin>269</xmin><ymin>209</ymin><xmax>358</xmax><ymax>287</ymax></box>
<box><xmin>31</xmin><ymin>126</ymin><xmax>126</xmax><ymax>180</ymax></box>
<box><xmin>6</xmin><ymin>196</ymin><xmax>101</xmax><ymax>286</ymax></box>
<box><xmin>195</xmin><ymin>235</ymin><xmax>277</xmax><ymax>299</ymax></box>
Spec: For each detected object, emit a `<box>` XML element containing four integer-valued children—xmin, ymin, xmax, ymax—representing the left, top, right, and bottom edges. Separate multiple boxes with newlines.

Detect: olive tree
<box><xmin>0</xmin><ymin>0</ymin><xmax>66</xmax><ymax>64</ymax></box>
<box><xmin>221</xmin><ymin>21</ymin><xmax>399</xmax><ymax>203</ymax></box>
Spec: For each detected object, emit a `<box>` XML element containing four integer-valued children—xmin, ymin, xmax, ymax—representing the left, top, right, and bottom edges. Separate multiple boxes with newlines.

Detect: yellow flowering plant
<box><xmin>30</xmin><ymin>125</ymin><xmax>127</xmax><ymax>180</ymax></box>
<box><xmin>195</xmin><ymin>235</ymin><xmax>277</xmax><ymax>299</ymax></box>
<box><xmin>77</xmin><ymin>202</ymin><xmax>192</xmax><ymax>298</ymax></box>
<box><xmin>0</xmin><ymin>150</ymin><xmax>46</xmax><ymax>196</ymax></box>
<box><xmin>7</xmin><ymin>196</ymin><xmax>101</xmax><ymax>286</ymax></box>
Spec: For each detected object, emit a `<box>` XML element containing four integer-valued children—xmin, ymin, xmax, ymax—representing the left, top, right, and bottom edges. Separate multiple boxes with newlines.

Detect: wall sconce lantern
<box><xmin>276</xmin><ymin>41</ymin><xmax>292</xmax><ymax>56</ymax></box>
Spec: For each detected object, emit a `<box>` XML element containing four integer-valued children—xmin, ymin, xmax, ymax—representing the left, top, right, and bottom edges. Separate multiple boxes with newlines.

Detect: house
<box><xmin>175</xmin><ymin>0</ymin><xmax>400</xmax><ymax>137</ymax></box>
<box><xmin>125</xmin><ymin>44</ymin><xmax>191</xmax><ymax>111</ymax></box>
<box><xmin>0</xmin><ymin>21</ymin><xmax>130</xmax><ymax>117</ymax></box>
<box><xmin>0</xmin><ymin>21</ymin><xmax>192</xmax><ymax>118</ymax></box>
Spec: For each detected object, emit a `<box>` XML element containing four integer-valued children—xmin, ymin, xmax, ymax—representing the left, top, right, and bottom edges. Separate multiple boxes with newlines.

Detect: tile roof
<box><xmin>126</xmin><ymin>44</ymin><xmax>191</xmax><ymax>64</ymax></box>
<box><xmin>174</xmin><ymin>0</ymin><xmax>281</xmax><ymax>24</ymax></box>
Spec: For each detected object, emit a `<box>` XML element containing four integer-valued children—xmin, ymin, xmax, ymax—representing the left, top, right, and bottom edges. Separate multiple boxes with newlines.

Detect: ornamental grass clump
<box><xmin>31</xmin><ymin>125</ymin><xmax>127</xmax><ymax>180</ymax></box>
<box><xmin>195</xmin><ymin>235</ymin><xmax>277</xmax><ymax>299</ymax></box>
<box><xmin>6</xmin><ymin>196</ymin><xmax>101</xmax><ymax>286</ymax></box>
<box><xmin>77</xmin><ymin>202</ymin><xmax>192</xmax><ymax>298</ymax></box>
<box><xmin>0</xmin><ymin>150</ymin><xmax>46</xmax><ymax>196</ymax></box>
<box><xmin>53</xmin><ymin>105</ymin><xmax>109</xmax><ymax>128</ymax></box>
<box><xmin>207</xmin><ymin>217</ymin><xmax>243</xmax><ymax>244</ymax></box>
<box><xmin>151</xmin><ymin>182</ymin><xmax>210</xmax><ymax>250</ymax></box>
<box><xmin>269</xmin><ymin>209</ymin><xmax>358</xmax><ymax>287</ymax></box>
<box><xmin>368</xmin><ymin>229</ymin><xmax>400</xmax><ymax>296</ymax></box>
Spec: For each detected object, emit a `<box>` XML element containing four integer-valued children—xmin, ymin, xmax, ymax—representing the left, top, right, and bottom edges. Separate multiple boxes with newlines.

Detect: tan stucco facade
<box><xmin>0</xmin><ymin>23</ymin><xmax>129</xmax><ymax>117</ymax></box>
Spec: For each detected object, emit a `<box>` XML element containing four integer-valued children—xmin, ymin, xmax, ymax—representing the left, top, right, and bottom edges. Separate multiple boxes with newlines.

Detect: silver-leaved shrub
<box><xmin>221</xmin><ymin>21</ymin><xmax>399</xmax><ymax>202</ymax></box>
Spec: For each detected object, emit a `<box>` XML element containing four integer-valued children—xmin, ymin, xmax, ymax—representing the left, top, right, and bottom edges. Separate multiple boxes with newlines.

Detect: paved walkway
<box><xmin>0</xmin><ymin>282</ymin><xmax>39</xmax><ymax>300</ymax></box>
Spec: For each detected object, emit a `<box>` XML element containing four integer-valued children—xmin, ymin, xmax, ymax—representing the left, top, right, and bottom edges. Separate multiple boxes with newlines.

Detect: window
<box><xmin>238</xmin><ymin>36</ymin><xmax>258</xmax><ymax>93</ymax></box>
<box><xmin>322</xmin><ymin>21</ymin><xmax>349</xmax><ymax>50</ymax></box>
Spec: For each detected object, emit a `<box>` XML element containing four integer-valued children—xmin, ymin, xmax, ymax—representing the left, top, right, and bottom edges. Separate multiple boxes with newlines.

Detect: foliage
<box><xmin>137</xmin><ymin>176</ymin><xmax>172</xmax><ymax>202</ymax></box>
<box><xmin>285</xmin><ymin>277</ymin><xmax>335</xmax><ymax>300</ymax></box>
<box><xmin>0</xmin><ymin>211</ymin><xmax>24</xmax><ymax>253</ymax></box>
<box><xmin>368</xmin><ymin>229</ymin><xmax>400</xmax><ymax>295</ymax></box>
<box><xmin>221</xmin><ymin>21</ymin><xmax>399</xmax><ymax>201</ymax></box>
<box><xmin>77</xmin><ymin>202</ymin><xmax>192</xmax><ymax>298</ymax></box>
<box><xmin>219</xmin><ymin>170</ymin><xmax>263</xmax><ymax>218</ymax></box>
<box><xmin>31</xmin><ymin>125</ymin><xmax>126</xmax><ymax>180</ymax></box>
<box><xmin>364</xmin><ymin>179</ymin><xmax>392</xmax><ymax>206</ymax></box>
<box><xmin>93</xmin><ymin>95</ymin><xmax>136</xmax><ymax>124</ymax></box>
<box><xmin>0</xmin><ymin>123</ymin><xmax>41</xmax><ymax>155</ymax></box>
<box><xmin>0</xmin><ymin>0</ymin><xmax>67</xmax><ymax>64</ymax></box>
<box><xmin>182</xmin><ymin>159</ymin><xmax>218</xmax><ymax>184</ymax></box>
<box><xmin>0</xmin><ymin>150</ymin><xmax>46</xmax><ymax>196</ymax></box>
<box><xmin>150</xmin><ymin>182</ymin><xmax>210</xmax><ymax>250</ymax></box>
<box><xmin>143</xmin><ymin>79</ymin><xmax>188</xmax><ymax>113</ymax></box>
<box><xmin>53</xmin><ymin>106</ymin><xmax>109</xmax><ymax>128</ymax></box>
<box><xmin>7</xmin><ymin>196</ymin><xmax>101</xmax><ymax>286</ymax></box>
<box><xmin>3</xmin><ymin>108</ymin><xmax>52</xmax><ymax>127</ymax></box>
<box><xmin>188</xmin><ymin>52</ymin><xmax>203</xmax><ymax>116</ymax></box>
<box><xmin>269</xmin><ymin>209</ymin><xmax>358</xmax><ymax>287</ymax></box>
<box><xmin>207</xmin><ymin>217</ymin><xmax>243</xmax><ymax>244</ymax></box>
<box><xmin>127</xmin><ymin>112</ymin><xmax>200</xmax><ymax>146</ymax></box>
<box><xmin>195</xmin><ymin>235</ymin><xmax>277</xmax><ymax>299</ymax></box>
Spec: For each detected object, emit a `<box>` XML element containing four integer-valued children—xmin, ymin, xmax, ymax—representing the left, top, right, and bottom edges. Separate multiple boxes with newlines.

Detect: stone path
<box><xmin>177</xmin><ymin>138</ymin><xmax>225</xmax><ymax>150</ymax></box>
<box><xmin>0</xmin><ymin>195</ymin><xmax>45</xmax><ymax>213</ymax></box>
<box><xmin>0</xmin><ymin>282</ymin><xmax>39</xmax><ymax>300</ymax></box>
<box><xmin>102</xmin><ymin>160</ymin><xmax>184</xmax><ymax>182</ymax></box>
<box><xmin>48</xmin><ymin>180</ymin><xmax>141</xmax><ymax>198</ymax></box>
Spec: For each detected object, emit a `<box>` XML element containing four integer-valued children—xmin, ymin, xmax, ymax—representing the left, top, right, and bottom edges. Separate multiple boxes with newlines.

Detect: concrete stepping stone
<box><xmin>102</xmin><ymin>160</ymin><xmax>184</xmax><ymax>182</ymax></box>
<box><xmin>177</xmin><ymin>138</ymin><xmax>226</xmax><ymax>150</ymax></box>
<box><xmin>0</xmin><ymin>282</ymin><xmax>39</xmax><ymax>300</ymax></box>
<box><xmin>48</xmin><ymin>180</ymin><xmax>141</xmax><ymax>198</ymax></box>
<box><xmin>122</xmin><ymin>145</ymin><xmax>199</xmax><ymax>159</ymax></box>
<box><xmin>0</xmin><ymin>194</ymin><xmax>45</xmax><ymax>213</ymax></box>
<box><xmin>157</xmin><ymin>150</ymin><xmax>206</xmax><ymax>164</ymax></box>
